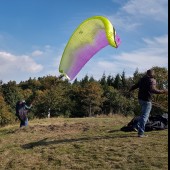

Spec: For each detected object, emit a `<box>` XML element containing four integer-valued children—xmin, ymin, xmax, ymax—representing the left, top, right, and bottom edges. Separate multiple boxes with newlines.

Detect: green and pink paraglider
<box><xmin>59</xmin><ymin>16</ymin><xmax>121</xmax><ymax>81</ymax></box>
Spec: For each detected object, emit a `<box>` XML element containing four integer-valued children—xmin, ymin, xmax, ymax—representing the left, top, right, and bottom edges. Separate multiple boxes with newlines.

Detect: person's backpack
<box><xmin>15</xmin><ymin>101</ymin><xmax>28</xmax><ymax>121</ymax></box>
<box><xmin>16</xmin><ymin>101</ymin><xmax>21</xmax><ymax>116</ymax></box>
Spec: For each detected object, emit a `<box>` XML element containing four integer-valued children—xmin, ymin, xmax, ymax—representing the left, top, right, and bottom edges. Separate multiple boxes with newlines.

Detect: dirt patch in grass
<box><xmin>12</xmin><ymin>122</ymin><xmax>91</xmax><ymax>135</ymax></box>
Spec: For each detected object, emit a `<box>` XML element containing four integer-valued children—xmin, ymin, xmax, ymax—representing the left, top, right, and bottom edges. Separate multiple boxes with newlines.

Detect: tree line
<box><xmin>0</xmin><ymin>66</ymin><xmax>168</xmax><ymax>126</ymax></box>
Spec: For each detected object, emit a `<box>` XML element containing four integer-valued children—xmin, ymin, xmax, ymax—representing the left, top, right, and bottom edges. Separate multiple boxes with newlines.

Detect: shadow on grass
<box><xmin>21</xmin><ymin>133</ymin><xmax>136</xmax><ymax>149</ymax></box>
<box><xmin>107</xmin><ymin>129</ymin><xmax>122</xmax><ymax>133</ymax></box>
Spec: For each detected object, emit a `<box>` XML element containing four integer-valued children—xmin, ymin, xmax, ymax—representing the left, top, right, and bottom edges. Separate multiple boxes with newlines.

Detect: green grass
<box><xmin>0</xmin><ymin>115</ymin><xmax>168</xmax><ymax>170</ymax></box>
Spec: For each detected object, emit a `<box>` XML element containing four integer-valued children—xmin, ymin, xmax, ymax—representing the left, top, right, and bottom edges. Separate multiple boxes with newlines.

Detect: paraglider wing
<box><xmin>59</xmin><ymin>16</ymin><xmax>120</xmax><ymax>80</ymax></box>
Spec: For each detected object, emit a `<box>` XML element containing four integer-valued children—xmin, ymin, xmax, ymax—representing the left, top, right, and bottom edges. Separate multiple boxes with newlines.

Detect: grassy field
<box><xmin>0</xmin><ymin>115</ymin><xmax>168</xmax><ymax>170</ymax></box>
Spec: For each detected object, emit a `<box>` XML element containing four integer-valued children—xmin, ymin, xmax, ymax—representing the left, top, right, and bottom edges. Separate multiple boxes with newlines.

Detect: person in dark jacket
<box><xmin>16</xmin><ymin>100</ymin><xmax>32</xmax><ymax>128</ymax></box>
<box><xmin>129</xmin><ymin>69</ymin><xmax>168</xmax><ymax>137</ymax></box>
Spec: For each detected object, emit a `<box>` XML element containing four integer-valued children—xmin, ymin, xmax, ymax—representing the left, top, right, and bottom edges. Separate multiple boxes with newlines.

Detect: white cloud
<box><xmin>45</xmin><ymin>45</ymin><xmax>51</xmax><ymax>49</ymax></box>
<box><xmin>143</xmin><ymin>35</ymin><xmax>168</xmax><ymax>48</ymax></box>
<box><xmin>108</xmin><ymin>15</ymin><xmax>141</xmax><ymax>31</ymax></box>
<box><xmin>31</xmin><ymin>50</ymin><xmax>43</xmax><ymax>57</ymax></box>
<box><xmin>109</xmin><ymin>0</ymin><xmax>168</xmax><ymax>31</ymax></box>
<box><xmin>98</xmin><ymin>61</ymin><xmax>116</xmax><ymax>69</ymax></box>
<box><xmin>111</xmin><ymin>35</ymin><xmax>168</xmax><ymax>75</ymax></box>
<box><xmin>122</xmin><ymin>0</ymin><xmax>168</xmax><ymax>21</ymax></box>
<box><xmin>0</xmin><ymin>51</ymin><xmax>43</xmax><ymax>82</ymax></box>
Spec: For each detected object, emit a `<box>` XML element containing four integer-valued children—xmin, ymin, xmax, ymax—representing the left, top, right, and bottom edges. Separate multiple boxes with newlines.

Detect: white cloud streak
<box><xmin>0</xmin><ymin>51</ymin><xmax>43</xmax><ymax>82</ymax></box>
<box><xmin>31</xmin><ymin>50</ymin><xmax>43</xmax><ymax>57</ymax></box>
<box><xmin>109</xmin><ymin>0</ymin><xmax>168</xmax><ymax>31</ymax></box>
<box><xmin>122</xmin><ymin>0</ymin><xmax>168</xmax><ymax>21</ymax></box>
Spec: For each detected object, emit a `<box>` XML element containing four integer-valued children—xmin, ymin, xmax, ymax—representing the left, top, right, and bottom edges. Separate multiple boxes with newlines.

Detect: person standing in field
<box><xmin>129</xmin><ymin>69</ymin><xmax>168</xmax><ymax>137</ymax></box>
<box><xmin>16</xmin><ymin>100</ymin><xmax>32</xmax><ymax>128</ymax></box>
<box><xmin>48</xmin><ymin>108</ymin><xmax>51</xmax><ymax>118</ymax></box>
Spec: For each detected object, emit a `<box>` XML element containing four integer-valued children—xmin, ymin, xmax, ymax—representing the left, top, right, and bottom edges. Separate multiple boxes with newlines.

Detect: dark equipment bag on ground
<box><xmin>121</xmin><ymin>113</ymin><xmax>168</xmax><ymax>132</ymax></box>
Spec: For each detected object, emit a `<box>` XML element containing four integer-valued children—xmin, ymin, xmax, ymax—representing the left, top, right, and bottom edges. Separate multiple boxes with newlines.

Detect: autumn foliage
<box><xmin>0</xmin><ymin>67</ymin><xmax>168</xmax><ymax>126</ymax></box>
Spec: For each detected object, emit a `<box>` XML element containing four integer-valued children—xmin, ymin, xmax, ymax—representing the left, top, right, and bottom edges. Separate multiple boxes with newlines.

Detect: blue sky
<box><xmin>0</xmin><ymin>0</ymin><xmax>168</xmax><ymax>83</ymax></box>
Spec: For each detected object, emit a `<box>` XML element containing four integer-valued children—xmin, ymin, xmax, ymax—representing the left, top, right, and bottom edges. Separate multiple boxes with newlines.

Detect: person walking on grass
<box><xmin>129</xmin><ymin>69</ymin><xmax>168</xmax><ymax>137</ymax></box>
